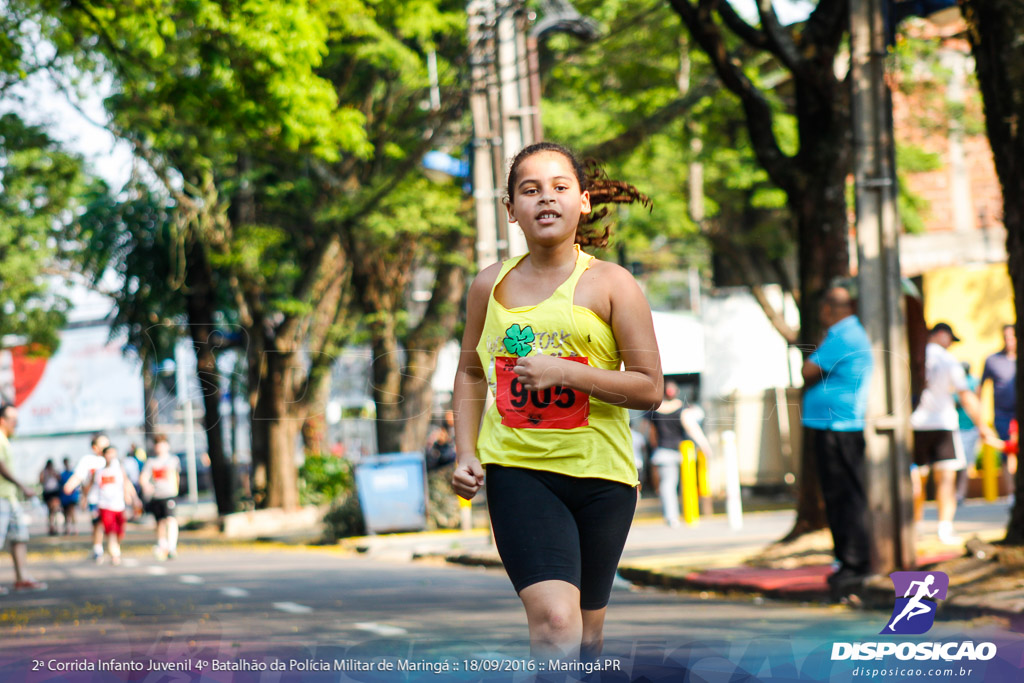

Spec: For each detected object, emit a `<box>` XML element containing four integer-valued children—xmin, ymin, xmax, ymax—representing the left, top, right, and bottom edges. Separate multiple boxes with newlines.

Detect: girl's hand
<box><xmin>513</xmin><ymin>354</ymin><xmax>573</xmax><ymax>391</ymax></box>
<box><xmin>452</xmin><ymin>456</ymin><xmax>485</xmax><ymax>500</ymax></box>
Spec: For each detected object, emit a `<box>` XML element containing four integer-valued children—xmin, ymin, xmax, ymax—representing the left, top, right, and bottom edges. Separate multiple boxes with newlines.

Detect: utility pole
<box><xmin>467</xmin><ymin>0</ymin><xmax>537</xmax><ymax>270</ymax></box>
<box><xmin>468</xmin><ymin>0</ymin><xmax>501</xmax><ymax>270</ymax></box>
<box><xmin>466</xmin><ymin>0</ymin><xmax>597</xmax><ymax>270</ymax></box>
<box><xmin>850</xmin><ymin>0</ymin><xmax>916</xmax><ymax>573</ymax></box>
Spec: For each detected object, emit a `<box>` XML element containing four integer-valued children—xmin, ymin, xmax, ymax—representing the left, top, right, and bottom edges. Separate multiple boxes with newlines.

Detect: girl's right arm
<box><xmin>451</xmin><ymin>264</ymin><xmax>501</xmax><ymax>500</ymax></box>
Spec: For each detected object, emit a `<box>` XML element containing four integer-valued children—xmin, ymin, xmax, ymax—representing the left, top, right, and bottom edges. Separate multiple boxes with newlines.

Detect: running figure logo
<box><xmin>882</xmin><ymin>571</ymin><xmax>949</xmax><ymax>635</ymax></box>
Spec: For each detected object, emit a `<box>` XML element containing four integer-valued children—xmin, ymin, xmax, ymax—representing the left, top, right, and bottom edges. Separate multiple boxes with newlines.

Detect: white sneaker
<box><xmin>937</xmin><ymin>522</ymin><xmax>962</xmax><ymax>546</ymax></box>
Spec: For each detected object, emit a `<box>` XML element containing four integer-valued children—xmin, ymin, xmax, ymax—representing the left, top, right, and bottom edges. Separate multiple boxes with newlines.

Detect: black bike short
<box><xmin>485</xmin><ymin>464</ymin><xmax>637</xmax><ymax>610</ymax></box>
<box><xmin>148</xmin><ymin>497</ymin><xmax>177</xmax><ymax>521</ymax></box>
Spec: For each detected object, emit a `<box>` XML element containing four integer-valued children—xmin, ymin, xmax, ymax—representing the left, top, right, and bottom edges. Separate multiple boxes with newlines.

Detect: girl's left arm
<box><xmin>513</xmin><ymin>266</ymin><xmax>663</xmax><ymax>410</ymax></box>
<box><xmin>124</xmin><ymin>476</ymin><xmax>139</xmax><ymax>507</ymax></box>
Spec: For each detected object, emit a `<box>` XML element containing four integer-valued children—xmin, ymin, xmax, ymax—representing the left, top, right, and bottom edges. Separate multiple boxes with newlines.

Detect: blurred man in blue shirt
<box><xmin>979</xmin><ymin>323</ymin><xmax>1016</xmax><ymax>496</ymax></box>
<box><xmin>801</xmin><ymin>286</ymin><xmax>873</xmax><ymax>599</ymax></box>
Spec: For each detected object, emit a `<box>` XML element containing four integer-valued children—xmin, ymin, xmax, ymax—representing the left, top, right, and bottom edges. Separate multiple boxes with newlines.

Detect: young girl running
<box><xmin>93</xmin><ymin>446</ymin><xmax>141</xmax><ymax>565</ymax></box>
<box><xmin>452</xmin><ymin>142</ymin><xmax>662</xmax><ymax>661</ymax></box>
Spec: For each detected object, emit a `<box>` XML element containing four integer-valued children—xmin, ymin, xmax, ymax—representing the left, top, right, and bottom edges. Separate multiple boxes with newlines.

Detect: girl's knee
<box><xmin>536</xmin><ymin>602</ymin><xmax>577</xmax><ymax>634</ymax></box>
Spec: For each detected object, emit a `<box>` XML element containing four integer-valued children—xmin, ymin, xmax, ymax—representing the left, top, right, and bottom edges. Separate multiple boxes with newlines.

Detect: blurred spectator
<box><xmin>911</xmin><ymin>323</ymin><xmax>999</xmax><ymax>545</ymax></box>
<box><xmin>647</xmin><ymin>381</ymin><xmax>713</xmax><ymax>528</ymax></box>
<box><xmin>425</xmin><ymin>424</ymin><xmax>456</xmax><ymax>471</ymax></box>
<box><xmin>39</xmin><ymin>459</ymin><xmax>62</xmax><ymax>536</ymax></box>
<box><xmin>0</xmin><ymin>404</ymin><xmax>47</xmax><ymax>591</ymax></box>
<box><xmin>979</xmin><ymin>323</ymin><xmax>1017</xmax><ymax>496</ymax></box>
<box><xmin>58</xmin><ymin>457</ymin><xmax>79</xmax><ymax>536</ymax></box>
<box><xmin>954</xmin><ymin>362</ymin><xmax>980</xmax><ymax>502</ymax></box>
<box><xmin>801</xmin><ymin>286</ymin><xmax>873</xmax><ymax>599</ymax></box>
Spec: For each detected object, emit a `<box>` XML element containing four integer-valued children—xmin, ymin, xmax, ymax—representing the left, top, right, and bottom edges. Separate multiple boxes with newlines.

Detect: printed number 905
<box><xmin>508</xmin><ymin>379</ymin><xmax>575</xmax><ymax>409</ymax></box>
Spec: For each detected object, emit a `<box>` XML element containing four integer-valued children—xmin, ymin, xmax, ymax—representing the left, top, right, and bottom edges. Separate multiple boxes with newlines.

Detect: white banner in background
<box><xmin>4</xmin><ymin>326</ymin><xmax>144</xmax><ymax>436</ymax></box>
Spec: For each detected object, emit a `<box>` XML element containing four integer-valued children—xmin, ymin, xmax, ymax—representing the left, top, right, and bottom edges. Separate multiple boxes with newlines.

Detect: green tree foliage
<box><xmin>538</xmin><ymin>0</ymin><xmax>796</xmax><ymax>315</ymax></box>
<box><xmin>346</xmin><ymin>175</ymin><xmax>473</xmax><ymax>455</ymax></box>
<box><xmin>38</xmin><ymin>0</ymin><xmax>472</xmax><ymax>506</ymax></box>
<box><xmin>73</xmin><ymin>185</ymin><xmax>186</xmax><ymax>363</ymax></box>
<box><xmin>0</xmin><ymin>114</ymin><xmax>88</xmax><ymax>352</ymax></box>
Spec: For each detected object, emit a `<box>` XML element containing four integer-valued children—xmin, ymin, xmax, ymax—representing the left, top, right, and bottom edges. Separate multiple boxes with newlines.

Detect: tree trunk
<box><xmin>258</xmin><ymin>348</ymin><xmax>303</xmax><ymax>510</ymax></box>
<box><xmin>301</xmin><ymin>379</ymin><xmax>331</xmax><ymax>456</ymax></box>
<box><xmin>667</xmin><ymin>0</ymin><xmax>853</xmax><ymax>541</ymax></box>
<box><xmin>248</xmin><ymin>327</ymin><xmax>270</xmax><ymax>507</ymax></box>
<box><xmin>184</xmin><ymin>237</ymin><xmax>235</xmax><ymax>515</ymax></box>
<box><xmin>371</xmin><ymin>328</ymin><xmax>405</xmax><ymax>454</ymax></box>
<box><xmin>781</xmin><ymin>88</ymin><xmax>853</xmax><ymax>541</ymax></box>
<box><xmin>396</xmin><ymin>348</ymin><xmax>440</xmax><ymax>453</ymax></box>
<box><xmin>367</xmin><ymin>229</ymin><xmax>472</xmax><ymax>456</ymax></box>
<box><xmin>192</xmin><ymin>328</ymin><xmax>234</xmax><ymax>515</ymax></box>
<box><xmin>960</xmin><ymin>0</ymin><xmax>1024</xmax><ymax>543</ymax></box>
<box><xmin>142</xmin><ymin>360</ymin><xmax>160</xmax><ymax>452</ymax></box>
<box><xmin>782</xmin><ymin>185</ymin><xmax>849</xmax><ymax>542</ymax></box>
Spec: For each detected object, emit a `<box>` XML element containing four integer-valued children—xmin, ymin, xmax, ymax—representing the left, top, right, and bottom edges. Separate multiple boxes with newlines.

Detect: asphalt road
<box><xmin>1</xmin><ymin>545</ymin><xmax>1020</xmax><ymax>682</ymax></box>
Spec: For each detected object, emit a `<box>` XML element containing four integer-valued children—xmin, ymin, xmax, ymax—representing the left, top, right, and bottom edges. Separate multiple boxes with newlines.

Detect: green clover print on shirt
<box><xmin>503</xmin><ymin>324</ymin><xmax>535</xmax><ymax>357</ymax></box>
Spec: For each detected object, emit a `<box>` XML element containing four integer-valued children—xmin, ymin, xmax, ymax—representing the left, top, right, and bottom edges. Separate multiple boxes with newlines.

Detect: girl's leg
<box><xmin>574</xmin><ymin>479</ymin><xmax>637</xmax><ymax>658</ymax></box>
<box><xmin>65</xmin><ymin>505</ymin><xmax>76</xmax><ymax>535</ymax></box>
<box><xmin>519</xmin><ymin>580</ymin><xmax>583</xmax><ymax>660</ymax></box>
<box><xmin>935</xmin><ymin>468</ymin><xmax>958</xmax><ymax>524</ymax></box>
<box><xmin>656</xmin><ymin>463</ymin><xmax>680</xmax><ymax>526</ymax></box>
<box><xmin>911</xmin><ymin>467</ymin><xmax>926</xmax><ymax>524</ymax></box>
<box><xmin>47</xmin><ymin>499</ymin><xmax>60</xmax><ymax>534</ymax></box>
<box><xmin>580</xmin><ymin>608</ymin><xmax>607</xmax><ymax>660</ymax></box>
<box><xmin>156</xmin><ymin>519</ymin><xmax>167</xmax><ymax>549</ymax></box>
<box><xmin>109</xmin><ymin>534</ymin><xmax>121</xmax><ymax>565</ymax></box>
<box><xmin>166</xmin><ymin>517</ymin><xmax>179</xmax><ymax>556</ymax></box>
<box><xmin>486</xmin><ymin>467</ymin><xmax>584</xmax><ymax>659</ymax></box>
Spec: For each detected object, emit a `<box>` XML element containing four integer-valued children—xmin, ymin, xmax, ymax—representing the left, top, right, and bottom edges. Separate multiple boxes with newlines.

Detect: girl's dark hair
<box><xmin>505</xmin><ymin>142</ymin><xmax>651</xmax><ymax>249</ymax></box>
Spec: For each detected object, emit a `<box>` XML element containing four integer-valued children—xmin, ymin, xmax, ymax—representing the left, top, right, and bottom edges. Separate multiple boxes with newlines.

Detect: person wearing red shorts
<box><xmin>93</xmin><ymin>446</ymin><xmax>141</xmax><ymax>565</ymax></box>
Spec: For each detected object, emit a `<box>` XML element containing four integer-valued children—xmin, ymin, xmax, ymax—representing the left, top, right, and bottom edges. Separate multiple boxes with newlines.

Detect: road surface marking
<box><xmin>221</xmin><ymin>587</ymin><xmax>250</xmax><ymax>598</ymax></box>
<box><xmin>147</xmin><ymin>566</ymin><xmax>168</xmax><ymax>576</ymax></box>
<box><xmin>121</xmin><ymin>558</ymin><xmax>140</xmax><ymax>568</ymax></box>
<box><xmin>273</xmin><ymin>602</ymin><xmax>313</xmax><ymax>614</ymax></box>
<box><xmin>354</xmin><ymin>622</ymin><xmax>407</xmax><ymax>637</ymax></box>
<box><xmin>179</xmin><ymin>575</ymin><xmax>204</xmax><ymax>585</ymax></box>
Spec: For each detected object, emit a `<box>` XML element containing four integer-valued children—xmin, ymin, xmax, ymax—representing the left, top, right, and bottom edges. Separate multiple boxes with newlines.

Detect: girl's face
<box><xmin>505</xmin><ymin>151</ymin><xmax>591</xmax><ymax>247</ymax></box>
<box><xmin>104</xmin><ymin>449</ymin><xmax>118</xmax><ymax>465</ymax></box>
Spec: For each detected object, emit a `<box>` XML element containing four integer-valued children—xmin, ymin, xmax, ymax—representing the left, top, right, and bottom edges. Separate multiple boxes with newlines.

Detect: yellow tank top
<box><xmin>475</xmin><ymin>245</ymin><xmax>638</xmax><ymax>486</ymax></box>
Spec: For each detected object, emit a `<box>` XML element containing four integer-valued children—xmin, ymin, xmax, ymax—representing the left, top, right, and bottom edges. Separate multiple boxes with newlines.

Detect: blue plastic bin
<box><xmin>354</xmin><ymin>452</ymin><xmax>428</xmax><ymax>534</ymax></box>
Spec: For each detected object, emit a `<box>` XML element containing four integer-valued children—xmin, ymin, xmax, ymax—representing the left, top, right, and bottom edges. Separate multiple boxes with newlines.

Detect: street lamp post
<box><xmin>174</xmin><ymin>343</ymin><xmax>200</xmax><ymax>506</ymax></box>
<box><xmin>850</xmin><ymin>0</ymin><xmax>916</xmax><ymax>573</ymax></box>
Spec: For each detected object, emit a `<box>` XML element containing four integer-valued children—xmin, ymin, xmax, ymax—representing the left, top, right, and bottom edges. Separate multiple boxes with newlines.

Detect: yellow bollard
<box><xmin>680</xmin><ymin>440</ymin><xmax>700</xmax><ymax>526</ymax></box>
<box><xmin>697</xmin><ymin>450</ymin><xmax>714</xmax><ymax>516</ymax></box>
<box><xmin>981</xmin><ymin>444</ymin><xmax>1000</xmax><ymax>502</ymax></box>
<box><xmin>697</xmin><ymin>451</ymin><xmax>711</xmax><ymax>498</ymax></box>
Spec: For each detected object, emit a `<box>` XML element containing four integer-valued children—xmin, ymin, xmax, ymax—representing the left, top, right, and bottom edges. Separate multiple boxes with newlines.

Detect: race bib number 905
<box><xmin>495</xmin><ymin>356</ymin><xmax>589</xmax><ymax>429</ymax></box>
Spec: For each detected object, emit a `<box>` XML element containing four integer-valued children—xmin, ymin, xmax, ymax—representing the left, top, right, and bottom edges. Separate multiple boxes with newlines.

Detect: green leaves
<box><xmin>0</xmin><ymin>114</ymin><xmax>89</xmax><ymax>350</ymax></box>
